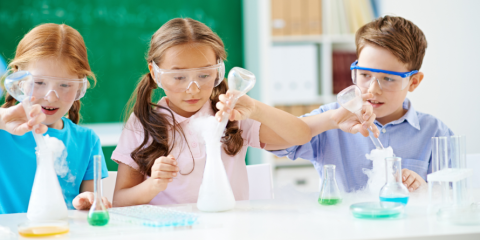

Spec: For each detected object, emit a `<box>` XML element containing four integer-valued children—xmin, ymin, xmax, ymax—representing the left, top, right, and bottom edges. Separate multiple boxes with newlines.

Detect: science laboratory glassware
<box><xmin>379</xmin><ymin>157</ymin><xmax>409</xmax><ymax>205</ymax></box>
<box><xmin>318</xmin><ymin>164</ymin><xmax>342</xmax><ymax>205</ymax></box>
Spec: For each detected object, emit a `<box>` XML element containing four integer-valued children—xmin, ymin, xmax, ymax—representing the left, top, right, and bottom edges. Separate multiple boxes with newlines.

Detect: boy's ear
<box><xmin>408</xmin><ymin>72</ymin><xmax>424</xmax><ymax>92</ymax></box>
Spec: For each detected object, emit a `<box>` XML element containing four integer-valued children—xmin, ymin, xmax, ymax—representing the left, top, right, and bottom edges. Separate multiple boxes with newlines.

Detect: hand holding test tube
<box><xmin>337</xmin><ymin>85</ymin><xmax>384</xmax><ymax>149</ymax></box>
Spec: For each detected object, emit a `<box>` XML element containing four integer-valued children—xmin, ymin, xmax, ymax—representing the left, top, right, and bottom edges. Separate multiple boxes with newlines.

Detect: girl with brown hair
<box><xmin>0</xmin><ymin>23</ymin><xmax>111</xmax><ymax>214</ymax></box>
<box><xmin>111</xmin><ymin>18</ymin><xmax>312</xmax><ymax>206</ymax></box>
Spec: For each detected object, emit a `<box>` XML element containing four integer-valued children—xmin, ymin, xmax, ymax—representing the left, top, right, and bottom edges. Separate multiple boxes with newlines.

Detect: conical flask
<box><xmin>379</xmin><ymin>157</ymin><xmax>409</xmax><ymax>205</ymax></box>
<box><xmin>27</xmin><ymin>139</ymin><xmax>68</xmax><ymax>221</ymax></box>
<box><xmin>197</xmin><ymin>67</ymin><xmax>255</xmax><ymax>212</ymax></box>
<box><xmin>197</xmin><ymin>139</ymin><xmax>236</xmax><ymax>212</ymax></box>
<box><xmin>87</xmin><ymin>155</ymin><xmax>109</xmax><ymax>226</ymax></box>
<box><xmin>318</xmin><ymin>164</ymin><xmax>342</xmax><ymax>205</ymax></box>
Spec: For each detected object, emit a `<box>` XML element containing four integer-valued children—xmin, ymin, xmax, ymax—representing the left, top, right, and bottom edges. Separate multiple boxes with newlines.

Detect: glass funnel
<box><xmin>87</xmin><ymin>155</ymin><xmax>109</xmax><ymax>226</ymax></box>
<box><xmin>337</xmin><ymin>85</ymin><xmax>384</xmax><ymax>149</ymax></box>
<box><xmin>379</xmin><ymin>157</ymin><xmax>409</xmax><ymax>205</ymax></box>
<box><xmin>318</xmin><ymin>164</ymin><xmax>342</xmax><ymax>205</ymax></box>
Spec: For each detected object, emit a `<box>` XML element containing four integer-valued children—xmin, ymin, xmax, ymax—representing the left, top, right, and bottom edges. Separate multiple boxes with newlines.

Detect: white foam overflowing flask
<box><xmin>197</xmin><ymin>67</ymin><xmax>256</xmax><ymax>212</ymax></box>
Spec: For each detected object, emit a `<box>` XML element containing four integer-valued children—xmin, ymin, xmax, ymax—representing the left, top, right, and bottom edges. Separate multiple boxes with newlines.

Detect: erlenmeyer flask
<box><xmin>379</xmin><ymin>157</ymin><xmax>409</xmax><ymax>205</ymax></box>
<box><xmin>27</xmin><ymin>136</ymin><xmax>68</xmax><ymax>221</ymax></box>
<box><xmin>87</xmin><ymin>155</ymin><xmax>109</xmax><ymax>226</ymax></box>
<box><xmin>318</xmin><ymin>165</ymin><xmax>342</xmax><ymax>205</ymax></box>
<box><xmin>197</xmin><ymin>67</ymin><xmax>255</xmax><ymax>212</ymax></box>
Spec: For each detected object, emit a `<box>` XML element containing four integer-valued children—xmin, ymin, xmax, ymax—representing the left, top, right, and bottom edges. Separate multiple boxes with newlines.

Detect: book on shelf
<box><xmin>332</xmin><ymin>51</ymin><xmax>357</xmax><ymax>94</ymax></box>
<box><xmin>271</xmin><ymin>0</ymin><xmax>322</xmax><ymax>36</ymax></box>
<box><xmin>271</xmin><ymin>0</ymin><xmax>376</xmax><ymax>37</ymax></box>
<box><xmin>271</xmin><ymin>0</ymin><xmax>286</xmax><ymax>36</ymax></box>
<box><xmin>329</xmin><ymin>0</ymin><xmax>375</xmax><ymax>35</ymax></box>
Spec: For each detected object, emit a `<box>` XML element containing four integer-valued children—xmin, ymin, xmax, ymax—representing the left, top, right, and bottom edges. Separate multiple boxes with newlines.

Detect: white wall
<box><xmin>379</xmin><ymin>0</ymin><xmax>480</xmax><ymax>154</ymax></box>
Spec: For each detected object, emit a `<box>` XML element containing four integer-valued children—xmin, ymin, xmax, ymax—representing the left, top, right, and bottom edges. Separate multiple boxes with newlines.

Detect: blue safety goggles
<box><xmin>350</xmin><ymin>60</ymin><xmax>418</xmax><ymax>92</ymax></box>
<box><xmin>350</xmin><ymin>60</ymin><xmax>418</xmax><ymax>78</ymax></box>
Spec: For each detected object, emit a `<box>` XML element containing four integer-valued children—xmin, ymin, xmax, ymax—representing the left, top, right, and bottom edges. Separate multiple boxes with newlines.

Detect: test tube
<box><xmin>450</xmin><ymin>135</ymin><xmax>468</xmax><ymax>206</ymax></box>
<box><xmin>431</xmin><ymin>136</ymin><xmax>450</xmax><ymax>206</ymax></box>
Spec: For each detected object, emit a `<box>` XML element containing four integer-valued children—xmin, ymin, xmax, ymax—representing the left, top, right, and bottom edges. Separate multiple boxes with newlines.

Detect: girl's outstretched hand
<box><xmin>72</xmin><ymin>191</ymin><xmax>112</xmax><ymax>210</ymax></box>
<box><xmin>215</xmin><ymin>90</ymin><xmax>256</xmax><ymax>122</ymax></box>
<box><xmin>331</xmin><ymin>93</ymin><xmax>380</xmax><ymax>138</ymax></box>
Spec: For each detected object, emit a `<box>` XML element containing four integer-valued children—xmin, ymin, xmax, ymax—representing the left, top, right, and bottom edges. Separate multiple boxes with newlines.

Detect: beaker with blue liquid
<box><xmin>379</xmin><ymin>157</ymin><xmax>409</xmax><ymax>205</ymax></box>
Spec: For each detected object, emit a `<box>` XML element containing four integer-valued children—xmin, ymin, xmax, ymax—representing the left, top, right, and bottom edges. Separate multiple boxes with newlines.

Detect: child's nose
<box><xmin>186</xmin><ymin>81</ymin><xmax>201</xmax><ymax>93</ymax></box>
<box><xmin>44</xmin><ymin>89</ymin><xmax>60</xmax><ymax>102</ymax></box>
<box><xmin>368</xmin><ymin>78</ymin><xmax>382</xmax><ymax>95</ymax></box>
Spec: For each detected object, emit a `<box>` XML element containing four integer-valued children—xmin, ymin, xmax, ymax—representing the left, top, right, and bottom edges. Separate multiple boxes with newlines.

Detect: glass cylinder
<box><xmin>379</xmin><ymin>157</ymin><xmax>409</xmax><ymax>205</ymax></box>
<box><xmin>318</xmin><ymin>164</ymin><xmax>342</xmax><ymax>205</ymax></box>
<box><xmin>87</xmin><ymin>155</ymin><xmax>109</xmax><ymax>226</ymax></box>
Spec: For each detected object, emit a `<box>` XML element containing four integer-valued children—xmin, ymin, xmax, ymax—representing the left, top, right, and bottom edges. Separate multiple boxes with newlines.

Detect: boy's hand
<box><xmin>215</xmin><ymin>90</ymin><xmax>256</xmax><ymax>122</ymax></box>
<box><xmin>0</xmin><ymin>101</ymin><xmax>48</xmax><ymax>135</ymax></box>
<box><xmin>402</xmin><ymin>169</ymin><xmax>426</xmax><ymax>192</ymax></box>
<box><xmin>149</xmin><ymin>155</ymin><xmax>179</xmax><ymax>192</ymax></box>
<box><xmin>72</xmin><ymin>192</ymin><xmax>112</xmax><ymax>210</ymax></box>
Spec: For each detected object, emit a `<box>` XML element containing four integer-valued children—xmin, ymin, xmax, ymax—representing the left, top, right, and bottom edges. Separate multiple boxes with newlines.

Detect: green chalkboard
<box><xmin>0</xmin><ymin>0</ymin><xmax>243</xmax><ymax>123</ymax></box>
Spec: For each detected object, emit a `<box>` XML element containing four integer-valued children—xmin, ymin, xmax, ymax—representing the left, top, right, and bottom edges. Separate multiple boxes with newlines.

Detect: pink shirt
<box><xmin>112</xmin><ymin>97</ymin><xmax>262</xmax><ymax>205</ymax></box>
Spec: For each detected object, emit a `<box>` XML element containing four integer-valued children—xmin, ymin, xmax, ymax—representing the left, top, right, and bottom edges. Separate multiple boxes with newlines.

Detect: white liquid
<box><xmin>27</xmin><ymin>135</ymin><xmax>68</xmax><ymax>221</ymax></box>
<box><xmin>191</xmin><ymin>116</ymin><xmax>236</xmax><ymax>212</ymax></box>
<box><xmin>362</xmin><ymin>147</ymin><xmax>395</xmax><ymax>195</ymax></box>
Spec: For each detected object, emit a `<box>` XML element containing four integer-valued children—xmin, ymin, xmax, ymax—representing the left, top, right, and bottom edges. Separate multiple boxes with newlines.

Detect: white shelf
<box><xmin>273</xmin><ymin>156</ymin><xmax>314</xmax><ymax>168</ymax></box>
<box><xmin>271</xmin><ymin>94</ymin><xmax>337</xmax><ymax>106</ymax></box>
<box><xmin>80</xmin><ymin>122</ymin><xmax>123</xmax><ymax>147</ymax></box>
<box><xmin>272</xmin><ymin>34</ymin><xmax>355</xmax><ymax>44</ymax></box>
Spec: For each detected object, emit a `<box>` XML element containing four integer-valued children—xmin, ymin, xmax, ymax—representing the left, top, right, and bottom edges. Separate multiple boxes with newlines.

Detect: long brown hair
<box><xmin>1</xmin><ymin>23</ymin><xmax>96</xmax><ymax>124</ymax></box>
<box><xmin>126</xmin><ymin>18</ymin><xmax>244</xmax><ymax>176</ymax></box>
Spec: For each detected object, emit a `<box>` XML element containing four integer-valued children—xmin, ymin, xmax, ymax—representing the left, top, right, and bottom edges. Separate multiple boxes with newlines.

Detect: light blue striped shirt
<box><xmin>271</xmin><ymin>99</ymin><xmax>453</xmax><ymax>192</ymax></box>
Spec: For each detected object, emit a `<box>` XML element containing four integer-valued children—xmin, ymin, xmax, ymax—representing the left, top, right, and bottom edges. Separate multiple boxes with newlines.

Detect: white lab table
<box><xmin>1</xmin><ymin>189</ymin><xmax>479</xmax><ymax>240</ymax></box>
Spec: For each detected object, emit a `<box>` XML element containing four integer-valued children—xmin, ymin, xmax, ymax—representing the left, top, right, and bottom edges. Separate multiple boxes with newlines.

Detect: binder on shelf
<box><xmin>270</xmin><ymin>44</ymin><xmax>319</xmax><ymax>104</ymax></box>
<box><xmin>305</xmin><ymin>0</ymin><xmax>322</xmax><ymax>35</ymax></box>
<box><xmin>332</xmin><ymin>51</ymin><xmax>357</xmax><ymax>94</ymax></box>
<box><xmin>328</xmin><ymin>0</ymin><xmax>376</xmax><ymax>35</ymax></box>
<box><xmin>272</xmin><ymin>0</ymin><xmax>287</xmax><ymax>36</ymax></box>
<box><xmin>289</xmin><ymin>0</ymin><xmax>305</xmax><ymax>35</ymax></box>
<box><xmin>283</xmin><ymin>0</ymin><xmax>293</xmax><ymax>35</ymax></box>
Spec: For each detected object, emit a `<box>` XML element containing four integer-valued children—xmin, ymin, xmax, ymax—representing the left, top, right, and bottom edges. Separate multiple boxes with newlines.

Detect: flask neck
<box><xmin>93</xmin><ymin>155</ymin><xmax>102</xmax><ymax>200</ymax></box>
<box><xmin>385</xmin><ymin>157</ymin><xmax>402</xmax><ymax>183</ymax></box>
<box><xmin>323</xmin><ymin>165</ymin><xmax>336</xmax><ymax>180</ymax></box>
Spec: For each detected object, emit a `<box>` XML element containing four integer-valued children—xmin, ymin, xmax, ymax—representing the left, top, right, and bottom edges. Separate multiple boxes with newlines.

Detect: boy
<box><xmin>267</xmin><ymin>16</ymin><xmax>453</xmax><ymax>193</ymax></box>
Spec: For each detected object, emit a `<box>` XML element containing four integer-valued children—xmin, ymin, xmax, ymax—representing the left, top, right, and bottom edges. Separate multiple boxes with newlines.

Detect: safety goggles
<box><xmin>151</xmin><ymin>60</ymin><xmax>225</xmax><ymax>93</ymax></box>
<box><xmin>4</xmin><ymin>71</ymin><xmax>88</xmax><ymax>102</ymax></box>
<box><xmin>350</xmin><ymin>60</ymin><xmax>418</xmax><ymax>92</ymax></box>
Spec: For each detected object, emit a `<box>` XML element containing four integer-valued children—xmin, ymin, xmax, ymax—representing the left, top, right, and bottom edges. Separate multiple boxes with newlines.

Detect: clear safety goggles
<box><xmin>350</xmin><ymin>60</ymin><xmax>418</xmax><ymax>92</ymax></box>
<box><xmin>151</xmin><ymin>60</ymin><xmax>225</xmax><ymax>93</ymax></box>
<box><xmin>4</xmin><ymin>71</ymin><xmax>88</xmax><ymax>102</ymax></box>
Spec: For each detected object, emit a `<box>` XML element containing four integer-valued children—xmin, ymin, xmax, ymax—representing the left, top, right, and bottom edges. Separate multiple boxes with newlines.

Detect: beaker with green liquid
<box><xmin>87</xmin><ymin>155</ymin><xmax>109</xmax><ymax>226</ymax></box>
<box><xmin>318</xmin><ymin>164</ymin><xmax>342</xmax><ymax>205</ymax></box>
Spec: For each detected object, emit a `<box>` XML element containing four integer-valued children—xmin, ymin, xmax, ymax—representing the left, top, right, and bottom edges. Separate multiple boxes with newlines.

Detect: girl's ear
<box><xmin>408</xmin><ymin>72</ymin><xmax>424</xmax><ymax>92</ymax></box>
<box><xmin>148</xmin><ymin>63</ymin><xmax>154</xmax><ymax>78</ymax></box>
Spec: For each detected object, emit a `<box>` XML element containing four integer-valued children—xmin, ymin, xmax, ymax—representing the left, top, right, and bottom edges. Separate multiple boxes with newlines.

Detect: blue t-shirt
<box><xmin>0</xmin><ymin>117</ymin><xmax>108</xmax><ymax>214</ymax></box>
